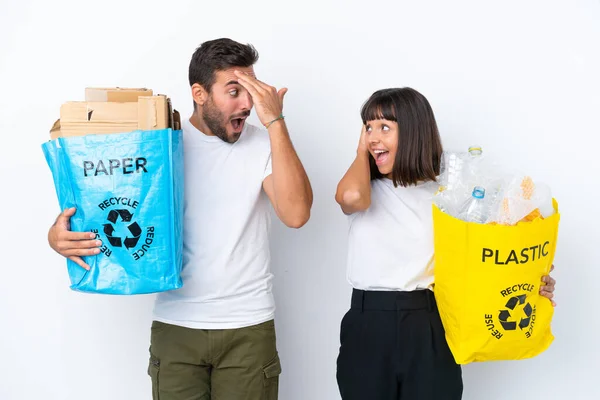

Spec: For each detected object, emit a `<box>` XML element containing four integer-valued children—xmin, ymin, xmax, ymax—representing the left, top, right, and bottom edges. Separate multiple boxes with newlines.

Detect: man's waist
<box><xmin>152</xmin><ymin>292</ymin><xmax>275</xmax><ymax>329</ymax></box>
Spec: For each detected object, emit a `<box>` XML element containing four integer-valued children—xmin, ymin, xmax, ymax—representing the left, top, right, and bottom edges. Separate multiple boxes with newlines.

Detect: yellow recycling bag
<box><xmin>432</xmin><ymin>200</ymin><xmax>560</xmax><ymax>364</ymax></box>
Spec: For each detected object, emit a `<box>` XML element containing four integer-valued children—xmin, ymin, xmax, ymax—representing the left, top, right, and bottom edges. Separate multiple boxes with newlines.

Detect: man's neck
<box><xmin>189</xmin><ymin>111</ymin><xmax>214</xmax><ymax>137</ymax></box>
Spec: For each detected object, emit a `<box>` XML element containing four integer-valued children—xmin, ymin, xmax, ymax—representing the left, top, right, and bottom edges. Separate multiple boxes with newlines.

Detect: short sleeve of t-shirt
<box><xmin>263</xmin><ymin>153</ymin><xmax>272</xmax><ymax>180</ymax></box>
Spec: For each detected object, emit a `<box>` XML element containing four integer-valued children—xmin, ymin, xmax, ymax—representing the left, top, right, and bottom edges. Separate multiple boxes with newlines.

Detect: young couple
<box><xmin>47</xmin><ymin>38</ymin><xmax>557</xmax><ymax>400</ymax></box>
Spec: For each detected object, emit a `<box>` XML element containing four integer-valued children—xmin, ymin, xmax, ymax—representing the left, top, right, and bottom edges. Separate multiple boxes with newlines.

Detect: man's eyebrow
<box><xmin>225</xmin><ymin>80</ymin><xmax>239</xmax><ymax>86</ymax></box>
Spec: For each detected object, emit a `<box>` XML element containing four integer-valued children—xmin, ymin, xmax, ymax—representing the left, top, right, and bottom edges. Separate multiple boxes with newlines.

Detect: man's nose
<box><xmin>240</xmin><ymin>92</ymin><xmax>253</xmax><ymax>110</ymax></box>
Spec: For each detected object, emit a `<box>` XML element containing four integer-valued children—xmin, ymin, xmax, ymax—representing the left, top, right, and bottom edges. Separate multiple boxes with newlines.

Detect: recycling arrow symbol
<box><xmin>124</xmin><ymin>222</ymin><xmax>142</xmax><ymax>249</ymax></box>
<box><xmin>519</xmin><ymin>303</ymin><xmax>533</xmax><ymax>330</ymax></box>
<box><xmin>102</xmin><ymin>209</ymin><xmax>142</xmax><ymax>249</ymax></box>
<box><xmin>107</xmin><ymin>209</ymin><xmax>133</xmax><ymax>223</ymax></box>
<box><xmin>498</xmin><ymin>294</ymin><xmax>533</xmax><ymax>332</ymax></box>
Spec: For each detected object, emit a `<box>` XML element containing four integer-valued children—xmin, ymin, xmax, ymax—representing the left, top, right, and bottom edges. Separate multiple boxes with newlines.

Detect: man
<box><xmin>48</xmin><ymin>38</ymin><xmax>313</xmax><ymax>399</ymax></box>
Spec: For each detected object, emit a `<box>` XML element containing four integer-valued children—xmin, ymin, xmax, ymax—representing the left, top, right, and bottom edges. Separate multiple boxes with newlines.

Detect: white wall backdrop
<box><xmin>1</xmin><ymin>0</ymin><xmax>598</xmax><ymax>399</ymax></box>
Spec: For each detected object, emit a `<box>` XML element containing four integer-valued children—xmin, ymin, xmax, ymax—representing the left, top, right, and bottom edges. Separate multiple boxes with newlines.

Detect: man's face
<box><xmin>202</xmin><ymin>66</ymin><xmax>255</xmax><ymax>143</ymax></box>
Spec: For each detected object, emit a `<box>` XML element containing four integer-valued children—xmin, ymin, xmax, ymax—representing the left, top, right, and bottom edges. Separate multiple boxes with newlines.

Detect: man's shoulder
<box><xmin>244</xmin><ymin>123</ymin><xmax>268</xmax><ymax>137</ymax></box>
<box><xmin>241</xmin><ymin>123</ymin><xmax>270</xmax><ymax>148</ymax></box>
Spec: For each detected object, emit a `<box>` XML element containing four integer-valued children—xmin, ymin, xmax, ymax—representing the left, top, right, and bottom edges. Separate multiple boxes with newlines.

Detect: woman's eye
<box><xmin>382</xmin><ymin>125</ymin><xmax>390</xmax><ymax>131</ymax></box>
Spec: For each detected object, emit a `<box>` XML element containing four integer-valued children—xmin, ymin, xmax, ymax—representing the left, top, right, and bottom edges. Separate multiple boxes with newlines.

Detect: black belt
<box><xmin>351</xmin><ymin>288</ymin><xmax>436</xmax><ymax>312</ymax></box>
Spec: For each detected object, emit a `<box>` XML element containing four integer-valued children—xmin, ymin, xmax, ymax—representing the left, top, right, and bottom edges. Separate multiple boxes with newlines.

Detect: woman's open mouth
<box><xmin>374</xmin><ymin>149</ymin><xmax>389</xmax><ymax>165</ymax></box>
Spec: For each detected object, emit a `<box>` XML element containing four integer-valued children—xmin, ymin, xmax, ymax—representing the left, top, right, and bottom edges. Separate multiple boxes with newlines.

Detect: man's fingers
<box><xmin>255</xmin><ymin>78</ymin><xmax>275</xmax><ymax>92</ymax></box>
<box><xmin>68</xmin><ymin>256</ymin><xmax>91</xmax><ymax>271</ymax></box>
<box><xmin>278</xmin><ymin>88</ymin><xmax>288</xmax><ymax>104</ymax></box>
<box><xmin>235</xmin><ymin>71</ymin><xmax>262</xmax><ymax>94</ymax></box>
<box><xmin>235</xmin><ymin>71</ymin><xmax>271</xmax><ymax>97</ymax></box>
<box><xmin>60</xmin><ymin>207</ymin><xmax>76</xmax><ymax>220</ymax></box>
<box><xmin>235</xmin><ymin>77</ymin><xmax>262</xmax><ymax>99</ymax></box>
<box><xmin>63</xmin><ymin>207</ymin><xmax>76</xmax><ymax>217</ymax></box>
<box><xmin>68</xmin><ymin>239</ymin><xmax>102</xmax><ymax>249</ymax></box>
<box><xmin>55</xmin><ymin>239</ymin><xmax>98</xmax><ymax>253</ymax></box>
<box><xmin>56</xmin><ymin>207</ymin><xmax>76</xmax><ymax>226</ymax></box>
<box><xmin>253</xmin><ymin>78</ymin><xmax>279</xmax><ymax>97</ymax></box>
<box><xmin>64</xmin><ymin>247</ymin><xmax>101</xmax><ymax>257</ymax></box>
<box><xmin>60</xmin><ymin>231</ymin><xmax>97</xmax><ymax>241</ymax></box>
<box><xmin>235</xmin><ymin>70</ymin><xmax>268</xmax><ymax>90</ymax></box>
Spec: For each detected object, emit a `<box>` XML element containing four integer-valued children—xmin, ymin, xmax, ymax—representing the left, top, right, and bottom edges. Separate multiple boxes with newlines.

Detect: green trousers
<box><xmin>148</xmin><ymin>319</ymin><xmax>281</xmax><ymax>400</ymax></box>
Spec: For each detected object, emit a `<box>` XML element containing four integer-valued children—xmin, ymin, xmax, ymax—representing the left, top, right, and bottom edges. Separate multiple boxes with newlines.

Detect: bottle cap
<box><xmin>472</xmin><ymin>186</ymin><xmax>485</xmax><ymax>199</ymax></box>
<box><xmin>468</xmin><ymin>146</ymin><xmax>483</xmax><ymax>155</ymax></box>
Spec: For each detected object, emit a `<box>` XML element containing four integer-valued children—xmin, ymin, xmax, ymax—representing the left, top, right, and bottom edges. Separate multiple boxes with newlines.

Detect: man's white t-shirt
<box><xmin>152</xmin><ymin>119</ymin><xmax>274</xmax><ymax>329</ymax></box>
<box><xmin>346</xmin><ymin>178</ymin><xmax>439</xmax><ymax>292</ymax></box>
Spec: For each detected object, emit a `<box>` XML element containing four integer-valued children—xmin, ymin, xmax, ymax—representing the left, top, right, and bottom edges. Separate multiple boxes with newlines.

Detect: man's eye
<box><xmin>229</xmin><ymin>89</ymin><xmax>238</xmax><ymax>96</ymax></box>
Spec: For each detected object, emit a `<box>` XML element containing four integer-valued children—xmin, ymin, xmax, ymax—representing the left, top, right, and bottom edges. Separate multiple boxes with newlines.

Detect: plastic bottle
<box><xmin>465</xmin><ymin>145</ymin><xmax>484</xmax><ymax>185</ymax></box>
<box><xmin>458</xmin><ymin>186</ymin><xmax>490</xmax><ymax>223</ymax></box>
<box><xmin>439</xmin><ymin>151</ymin><xmax>466</xmax><ymax>191</ymax></box>
<box><xmin>437</xmin><ymin>151</ymin><xmax>469</xmax><ymax>216</ymax></box>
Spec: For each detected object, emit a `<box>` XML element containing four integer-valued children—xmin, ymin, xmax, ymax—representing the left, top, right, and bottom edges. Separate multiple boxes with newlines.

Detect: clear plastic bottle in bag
<box><xmin>439</xmin><ymin>151</ymin><xmax>466</xmax><ymax>191</ymax></box>
<box><xmin>464</xmin><ymin>145</ymin><xmax>485</xmax><ymax>187</ymax></box>
<box><xmin>436</xmin><ymin>151</ymin><xmax>469</xmax><ymax>216</ymax></box>
<box><xmin>458</xmin><ymin>186</ymin><xmax>490</xmax><ymax>223</ymax></box>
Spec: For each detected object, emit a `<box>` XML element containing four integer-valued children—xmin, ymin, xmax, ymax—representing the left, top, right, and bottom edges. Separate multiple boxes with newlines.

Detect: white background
<box><xmin>0</xmin><ymin>0</ymin><xmax>598</xmax><ymax>399</ymax></box>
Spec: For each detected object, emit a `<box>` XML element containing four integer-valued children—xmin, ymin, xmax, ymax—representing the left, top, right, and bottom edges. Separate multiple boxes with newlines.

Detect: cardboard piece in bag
<box><xmin>85</xmin><ymin>87</ymin><xmax>153</xmax><ymax>102</ymax></box>
<box><xmin>51</xmin><ymin>95</ymin><xmax>176</xmax><ymax>139</ymax></box>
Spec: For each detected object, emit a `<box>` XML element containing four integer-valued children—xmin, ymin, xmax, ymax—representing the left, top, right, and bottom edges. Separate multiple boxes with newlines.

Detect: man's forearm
<box><xmin>268</xmin><ymin>121</ymin><xmax>313</xmax><ymax>227</ymax></box>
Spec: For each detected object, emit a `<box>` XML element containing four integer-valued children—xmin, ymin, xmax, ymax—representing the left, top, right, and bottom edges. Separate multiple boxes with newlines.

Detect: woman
<box><xmin>334</xmin><ymin>87</ymin><xmax>556</xmax><ymax>400</ymax></box>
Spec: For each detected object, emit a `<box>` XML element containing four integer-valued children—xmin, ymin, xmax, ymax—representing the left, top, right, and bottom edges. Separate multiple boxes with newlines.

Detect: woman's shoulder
<box><xmin>373</xmin><ymin>178</ymin><xmax>439</xmax><ymax>195</ymax></box>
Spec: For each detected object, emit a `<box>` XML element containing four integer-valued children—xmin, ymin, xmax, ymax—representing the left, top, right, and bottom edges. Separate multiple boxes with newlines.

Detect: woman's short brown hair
<box><xmin>360</xmin><ymin>87</ymin><xmax>443</xmax><ymax>187</ymax></box>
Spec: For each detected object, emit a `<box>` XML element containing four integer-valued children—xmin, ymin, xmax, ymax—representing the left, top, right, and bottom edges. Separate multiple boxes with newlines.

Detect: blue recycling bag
<box><xmin>42</xmin><ymin>129</ymin><xmax>184</xmax><ymax>295</ymax></box>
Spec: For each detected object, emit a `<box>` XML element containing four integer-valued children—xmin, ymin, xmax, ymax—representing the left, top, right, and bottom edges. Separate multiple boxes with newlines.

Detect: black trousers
<box><xmin>336</xmin><ymin>289</ymin><xmax>463</xmax><ymax>400</ymax></box>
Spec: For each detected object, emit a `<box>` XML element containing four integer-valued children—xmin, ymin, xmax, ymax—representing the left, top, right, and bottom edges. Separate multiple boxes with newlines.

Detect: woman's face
<box><xmin>366</xmin><ymin>119</ymin><xmax>399</xmax><ymax>177</ymax></box>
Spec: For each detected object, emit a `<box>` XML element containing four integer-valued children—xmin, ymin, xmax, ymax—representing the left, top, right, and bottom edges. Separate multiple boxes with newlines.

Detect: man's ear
<box><xmin>191</xmin><ymin>83</ymin><xmax>207</xmax><ymax>107</ymax></box>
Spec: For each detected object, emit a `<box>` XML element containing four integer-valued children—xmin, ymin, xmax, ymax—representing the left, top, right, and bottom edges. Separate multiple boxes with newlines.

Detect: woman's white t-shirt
<box><xmin>346</xmin><ymin>178</ymin><xmax>439</xmax><ymax>291</ymax></box>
